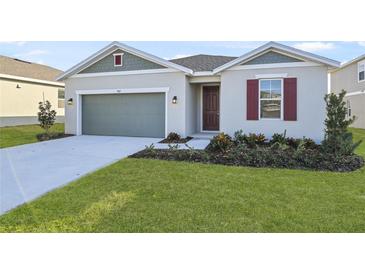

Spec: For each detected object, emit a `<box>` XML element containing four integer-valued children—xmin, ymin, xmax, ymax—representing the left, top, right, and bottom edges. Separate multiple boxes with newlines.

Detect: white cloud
<box><xmin>212</xmin><ymin>42</ymin><xmax>263</xmax><ymax>50</ymax></box>
<box><xmin>358</xmin><ymin>42</ymin><xmax>365</xmax><ymax>47</ymax></box>
<box><xmin>0</xmin><ymin>41</ymin><xmax>27</xmax><ymax>46</ymax></box>
<box><xmin>14</xmin><ymin>49</ymin><xmax>48</xmax><ymax>57</ymax></box>
<box><xmin>293</xmin><ymin>42</ymin><xmax>335</xmax><ymax>52</ymax></box>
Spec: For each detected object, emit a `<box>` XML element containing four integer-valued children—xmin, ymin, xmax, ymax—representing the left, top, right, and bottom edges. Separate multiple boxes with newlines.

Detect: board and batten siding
<box><xmin>220</xmin><ymin>65</ymin><xmax>328</xmax><ymax>142</ymax></box>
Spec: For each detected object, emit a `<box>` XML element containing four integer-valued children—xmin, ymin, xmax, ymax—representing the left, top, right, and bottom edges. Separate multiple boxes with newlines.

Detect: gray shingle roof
<box><xmin>0</xmin><ymin>55</ymin><xmax>63</xmax><ymax>82</ymax></box>
<box><xmin>169</xmin><ymin>54</ymin><xmax>237</xmax><ymax>72</ymax></box>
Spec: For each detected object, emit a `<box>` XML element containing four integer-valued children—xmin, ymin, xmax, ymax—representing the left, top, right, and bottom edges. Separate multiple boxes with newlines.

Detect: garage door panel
<box><xmin>82</xmin><ymin>93</ymin><xmax>165</xmax><ymax>137</ymax></box>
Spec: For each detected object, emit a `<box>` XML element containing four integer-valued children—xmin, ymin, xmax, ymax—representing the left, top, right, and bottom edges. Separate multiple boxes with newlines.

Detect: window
<box><xmin>347</xmin><ymin>100</ymin><xmax>351</xmax><ymax>117</ymax></box>
<box><xmin>114</xmin><ymin>53</ymin><xmax>124</xmax><ymax>67</ymax></box>
<box><xmin>359</xmin><ymin>61</ymin><xmax>365</xmax><ymax>82</ymax></box>
<box><xmin>259</xmin><ymin>79</ymin><xmax>282</xmax><ymax>119</ymax></box>
<box><xmin>58</xmin><ymin>88</ymin><xmax>65</xmax><ymax>108</ymax></box>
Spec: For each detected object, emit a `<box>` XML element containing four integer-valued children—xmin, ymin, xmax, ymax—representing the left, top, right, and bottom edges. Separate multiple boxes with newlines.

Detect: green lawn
<box><xmin>0</xmin><ymin>124</ymin><xmax>65</xmax><ymax>148</ymax></box>
<box><xmin>0</xmin><ymin>128</ymin><xmax>364</xmax><ymax>232</ymax></box>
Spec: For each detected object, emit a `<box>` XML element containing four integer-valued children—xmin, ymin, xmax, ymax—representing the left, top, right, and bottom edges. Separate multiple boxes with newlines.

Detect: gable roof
<box><xmin>57</xmin><ymin>41</ymin><xmax>193</xmax><ymax>80</ymax></box>
<box><xmin>0</xmin><ymin>55</ymin><xmax>63</xmax><ymax>82</ymax></box>
<box><xmin>169</xmin><ymin>54</ymin><xmax>237</xmax><ymax>72</ymax></box>
<box><xmin>331</xmin><ymin>53</ymin><xmax>365</xmax><ymax>72</ymax></box>
<box><xmin>213</xmin><ymin>42</ymin><xmax>340</xmax><ymax>73</ymax></box>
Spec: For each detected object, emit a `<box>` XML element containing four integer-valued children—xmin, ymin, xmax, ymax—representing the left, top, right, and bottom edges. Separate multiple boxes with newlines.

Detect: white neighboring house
<box><xmin>330</xmin><ymin>54</ymin><xmax>365</xmax><ymax>129</ymax></box>
<box><xmin>0</xmin><ymin>55</ymin><xmax>65</xmax><ymax>127</ymax></box>
<box><xmin>57</xmin><ymin>41</ymin><xmax>340</xmax><ymax>142</ymax></box>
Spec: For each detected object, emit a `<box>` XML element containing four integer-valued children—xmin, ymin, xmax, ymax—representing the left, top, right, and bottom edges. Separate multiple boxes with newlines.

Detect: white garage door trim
<box><xmin>75</xmin><ymin>87</ymin><xmax>170</xmax><ymax>137</ymax></box>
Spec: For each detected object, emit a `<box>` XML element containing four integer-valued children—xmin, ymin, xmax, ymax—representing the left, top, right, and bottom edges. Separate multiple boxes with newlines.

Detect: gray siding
<box><xmin>243</xmin><ymin>51</ymin><xmax>303</xmax><ymax>65</ymax></box>
<box><xmin>346</xmin><ymin>94</ymin><xmax>365</xmax><ymax>129</ymax></box>
<box><xmin>79</xmin><ymin>49</ymin><xmax>166</xmax><ymax>74</ymax></box>
<box><xmin>331</xmin><ymin>58</ymin><xmax>365</xmax><ymax>94</ymax></box>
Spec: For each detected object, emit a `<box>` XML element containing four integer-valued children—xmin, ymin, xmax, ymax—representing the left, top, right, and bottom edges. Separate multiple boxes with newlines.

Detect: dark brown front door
<box><xmin>203</xmin><ymin>86</ymin><xmax>219</xmax><ymax>131</ymax></box>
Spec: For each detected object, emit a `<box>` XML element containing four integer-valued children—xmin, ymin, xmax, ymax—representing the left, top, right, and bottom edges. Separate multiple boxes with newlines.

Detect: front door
<box><xmin>202</xmin><ymin>86</ymin><xmax>219</xmax><ymax>131</ymax></box>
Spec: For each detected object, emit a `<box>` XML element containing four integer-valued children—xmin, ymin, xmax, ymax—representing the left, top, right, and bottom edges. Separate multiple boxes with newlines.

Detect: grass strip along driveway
<box><xmin>0</xmin><ymin>124</ymin><xmax>65</xmax><ymax>148</ymax></box>
<box><xmin>0</xmin><ymin>128</ymin><xmax>364</xmax><ymax>232</ymax></box>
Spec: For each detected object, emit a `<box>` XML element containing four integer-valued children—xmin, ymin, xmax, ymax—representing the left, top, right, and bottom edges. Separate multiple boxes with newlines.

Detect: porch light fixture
<box><xmin>16</xmin><ymin>84</ymin><xmax>21</xmax><ymax>89</ymax></box>
<box><xmin>67</xmin><ymin>98</ymin><xmax>73</xmax><ymax>105</ymax></box>
<box><xmin>172</xmin><ymin>96</ymin><xmax>177</xmax><ymax>104</ymax></box>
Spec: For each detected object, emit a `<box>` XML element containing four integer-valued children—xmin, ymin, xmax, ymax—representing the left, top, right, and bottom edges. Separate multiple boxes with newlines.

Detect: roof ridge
<box><xmin>169</xmin><ymin>53</ymin><xmax>237</xmax><ymax>61</ymax></box>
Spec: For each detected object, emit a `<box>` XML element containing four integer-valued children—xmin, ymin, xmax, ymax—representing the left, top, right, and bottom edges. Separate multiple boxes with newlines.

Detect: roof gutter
<box><xmin>0</xmin><ymin>73</ymin><xmax>64</xmax><ymax>87</ymax></box>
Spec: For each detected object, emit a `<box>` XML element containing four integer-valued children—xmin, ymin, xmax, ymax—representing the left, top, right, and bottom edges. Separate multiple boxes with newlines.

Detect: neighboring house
<box><xmin>0</xmin><ymin>55</ymin><xmax>65</xmax><ymax>127</ymax></box>
<box><xmin>330</xmin><ymin>54</ymin><xmax>365</xmax><ymax>129</ymax></box>
<box><xmin>57</xmin><ymin>41</ymin><xmax>340</xmax><ymax>142</ymax></box>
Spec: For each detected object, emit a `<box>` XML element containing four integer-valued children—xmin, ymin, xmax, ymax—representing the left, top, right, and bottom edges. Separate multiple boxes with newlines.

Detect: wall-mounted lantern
<box><xmin>16</xmin><ymin>84</ymin><xmax>21</xmax><ymax>89</ymax></box>
<box><xmin>172</xmin><ymin>96</ymin><xmax>177</xmax><ymax>104</ymax></box>
<box><xmin>67</xmin><ymin>98</ymin><xmax>73</xmax><ymax>106</ymax></box>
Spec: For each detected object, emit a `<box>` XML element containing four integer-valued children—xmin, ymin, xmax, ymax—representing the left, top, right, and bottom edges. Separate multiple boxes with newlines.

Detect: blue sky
<box><xmin>1</xmin><ymin>41</ymin><xmax>364</xmax><ymax>71</ymax></box>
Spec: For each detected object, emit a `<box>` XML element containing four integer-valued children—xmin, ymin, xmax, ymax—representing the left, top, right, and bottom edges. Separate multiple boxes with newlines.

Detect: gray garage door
<box><xmin>82</xmin><ymin>93</ymin><xmax>165</xmax><ymax>137</ymax></box>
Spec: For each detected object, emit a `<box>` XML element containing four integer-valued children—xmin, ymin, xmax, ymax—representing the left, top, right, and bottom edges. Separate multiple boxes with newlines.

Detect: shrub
<box><xmin>322</xmin><ymin>90</ymin><xmax>362</xmax><ymax>155</ymax></box>
<box><xmin>165</xmin><ymin>132</ymin><xmax>181</xmax><ymax>142</ymax></box>
<box><xmin>131</xmin><ymin>145</ymin><xmax>364</xmax><ymax>172</ymax></box>
<box><xmin>206</xmin><ymin>133</ymin><xmax>233</xmax><ymax>152</ymax></box>
<box><xmin>271</xmin><ymin>130</ymin><xmax>287</xmax><ymax>145</ymax></box>
<box><xmin>233</xmin><ymin>130</ymin><xmax>246</xmax><ymax>145</ymax></box>
<box><xmin>38</xmin><ymin>100</ymin><xmax>57</xmax><ymax>136</ymax></box>
<box><xmin>243</xmin><ymin>133</ymin><xmax>266</xmax><ymax>148</ymax></box>
<box><xmin>285</xmin><ymin>137</ymin><xmax>301</xmax><ymax>149</ymax></box>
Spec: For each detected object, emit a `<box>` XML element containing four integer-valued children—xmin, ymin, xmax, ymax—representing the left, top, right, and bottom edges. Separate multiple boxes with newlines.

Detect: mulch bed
<box><xmin>130</xmin><ymin>147</ymin><xmax>364</xmax><ymax>172</ymax></box>
<box><xmin>36</xmin><ymin>133</ymin><xmax>73</xmax><ymax>141</ymax></box>
<box><xmin>159</xmin><ymin>136</ymin><xmax>193</xmax><ymax>144</ymax></box>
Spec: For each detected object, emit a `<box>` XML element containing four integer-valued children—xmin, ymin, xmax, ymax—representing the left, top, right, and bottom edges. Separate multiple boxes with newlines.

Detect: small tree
<box><xmin>322</xmin><ymin>90</ymin><xmax>361</xmax><ymax>155</ymax></box>
<box><xmin>38</xmin><ymin>100</ymin><xmax>57</xmax><ymax>136</ymax></box>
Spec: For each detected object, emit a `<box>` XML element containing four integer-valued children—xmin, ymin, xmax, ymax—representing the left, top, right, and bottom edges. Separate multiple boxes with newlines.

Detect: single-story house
<box><xmin>0</xmin><ymin>55</ymin><xmax>65</xmax><ymax>127</ymax></box>
<box><xmin>57</xmin><ymin>41</ymin><xmax>340</xmax><ymax>142</ymax></box>
<box><xmin>330</xmin><ymin>54</ymin><xmax>365</xmax><ymax>129</ymax></box>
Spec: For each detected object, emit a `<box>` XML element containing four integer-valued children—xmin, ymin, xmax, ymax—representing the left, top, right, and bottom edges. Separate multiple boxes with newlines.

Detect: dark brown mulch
<box><xmin>159</xmin><ymin>136</ymin><xmax>193</xmax><ymax>144</ymax></box>
<box><xmin>36</xmin><ymin>133</ymin><xmax>74</xmax><ymax>141</ymax></box>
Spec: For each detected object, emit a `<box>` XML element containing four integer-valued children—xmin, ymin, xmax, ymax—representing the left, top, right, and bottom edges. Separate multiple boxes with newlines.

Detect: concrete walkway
<box><xmin>0</xmin><ymin>135</ymin><xmax>160</xmax><ymax>215</ymax></box>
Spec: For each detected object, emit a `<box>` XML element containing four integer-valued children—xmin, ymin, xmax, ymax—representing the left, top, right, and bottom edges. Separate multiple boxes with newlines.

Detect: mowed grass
<box><xmin>0</xmin><ymin>124</ymin><xmax>65</xmax><ymax>148</ymax></box>
<box><xmin>0</xmin><ymin>129</ymin><xmax>364</xmax><ymax>232</ymax></box>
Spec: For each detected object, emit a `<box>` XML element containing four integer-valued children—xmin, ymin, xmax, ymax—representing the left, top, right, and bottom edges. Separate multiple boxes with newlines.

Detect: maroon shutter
<box><xmin>247</xmin><ymin>79</ymin><xmax>259</xmax><ymax>120</ymax></box>
<box><xmin>284</xmin><ymin>78</ymin><xmax>297</xmax><ymax>121</ymax></box>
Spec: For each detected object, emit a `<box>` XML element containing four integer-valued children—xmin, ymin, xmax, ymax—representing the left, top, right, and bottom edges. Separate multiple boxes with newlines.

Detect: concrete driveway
<box><xmin>0</xmin><ymin>135</ymin><xmax>160</xmax><ymax>215</ymax></box>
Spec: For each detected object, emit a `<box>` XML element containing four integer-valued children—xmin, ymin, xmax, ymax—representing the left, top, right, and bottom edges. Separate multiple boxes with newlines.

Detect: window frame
<box><xmin>358</xmin><ymin>60</ymin><xmax>365</xmax><ymax>83</ymax></box>
<box><xmin>58</xmin><ymin>88</ymin><xmax>65</xmax><ymax>109</ymax></box>
<box><xmin>113</xmin><ymin>53</ymin><xmax>124</xmax><ymax>67</ymax></box>
<box><xmin>258</xmin><ymin>78</ymin><xmax>284</xmax><ymax>120</ymax></box>
<box><xmin>346</xmin><ymin>100</ymin><xmax>351</xmax><ymax>117</ymax></box>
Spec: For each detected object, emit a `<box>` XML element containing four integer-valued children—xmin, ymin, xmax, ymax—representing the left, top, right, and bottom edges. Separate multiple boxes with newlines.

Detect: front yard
<box><xmin>0</xmin><ymin>124</ymin><xmax>65</xmax><ymax>148</ymax></box>
<box><xmin>0</xmin><ymin>129</ymin><xmax>364</xmax><ymax>232</ymax></box>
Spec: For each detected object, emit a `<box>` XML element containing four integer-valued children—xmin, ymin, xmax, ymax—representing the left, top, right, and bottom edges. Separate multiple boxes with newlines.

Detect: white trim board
<box><xmin>255</xmin><ymin>73</ymin><xmax>288</xmax><ymax>79</ymax></box>
<box><xmin>70</xmin><ymin>68</ymin><xmax>177</xmax><ymax>78</ymax></box>
<box><xmin>228</xmin><ymin>61</ymin><xmax>321</xmax><ymax>71</ymax></box>
<box><xmin>345</xmin><ymin>90</ymin><xmax>365</xmax><ymax>97</ymax></box>
<box><xmin>75</xmin><ymin>87</ymin><xmax>169</xmax><ymax>137</ymax></box>
<box><xmin>189</xmin><ymin>76</ymin><xmax>221</xmax><ymax>83</ymax></box>
<box><xmin>0</xmin><ymin>73</ymin><xmax>65</xmax><ymax>87</ymax></box>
